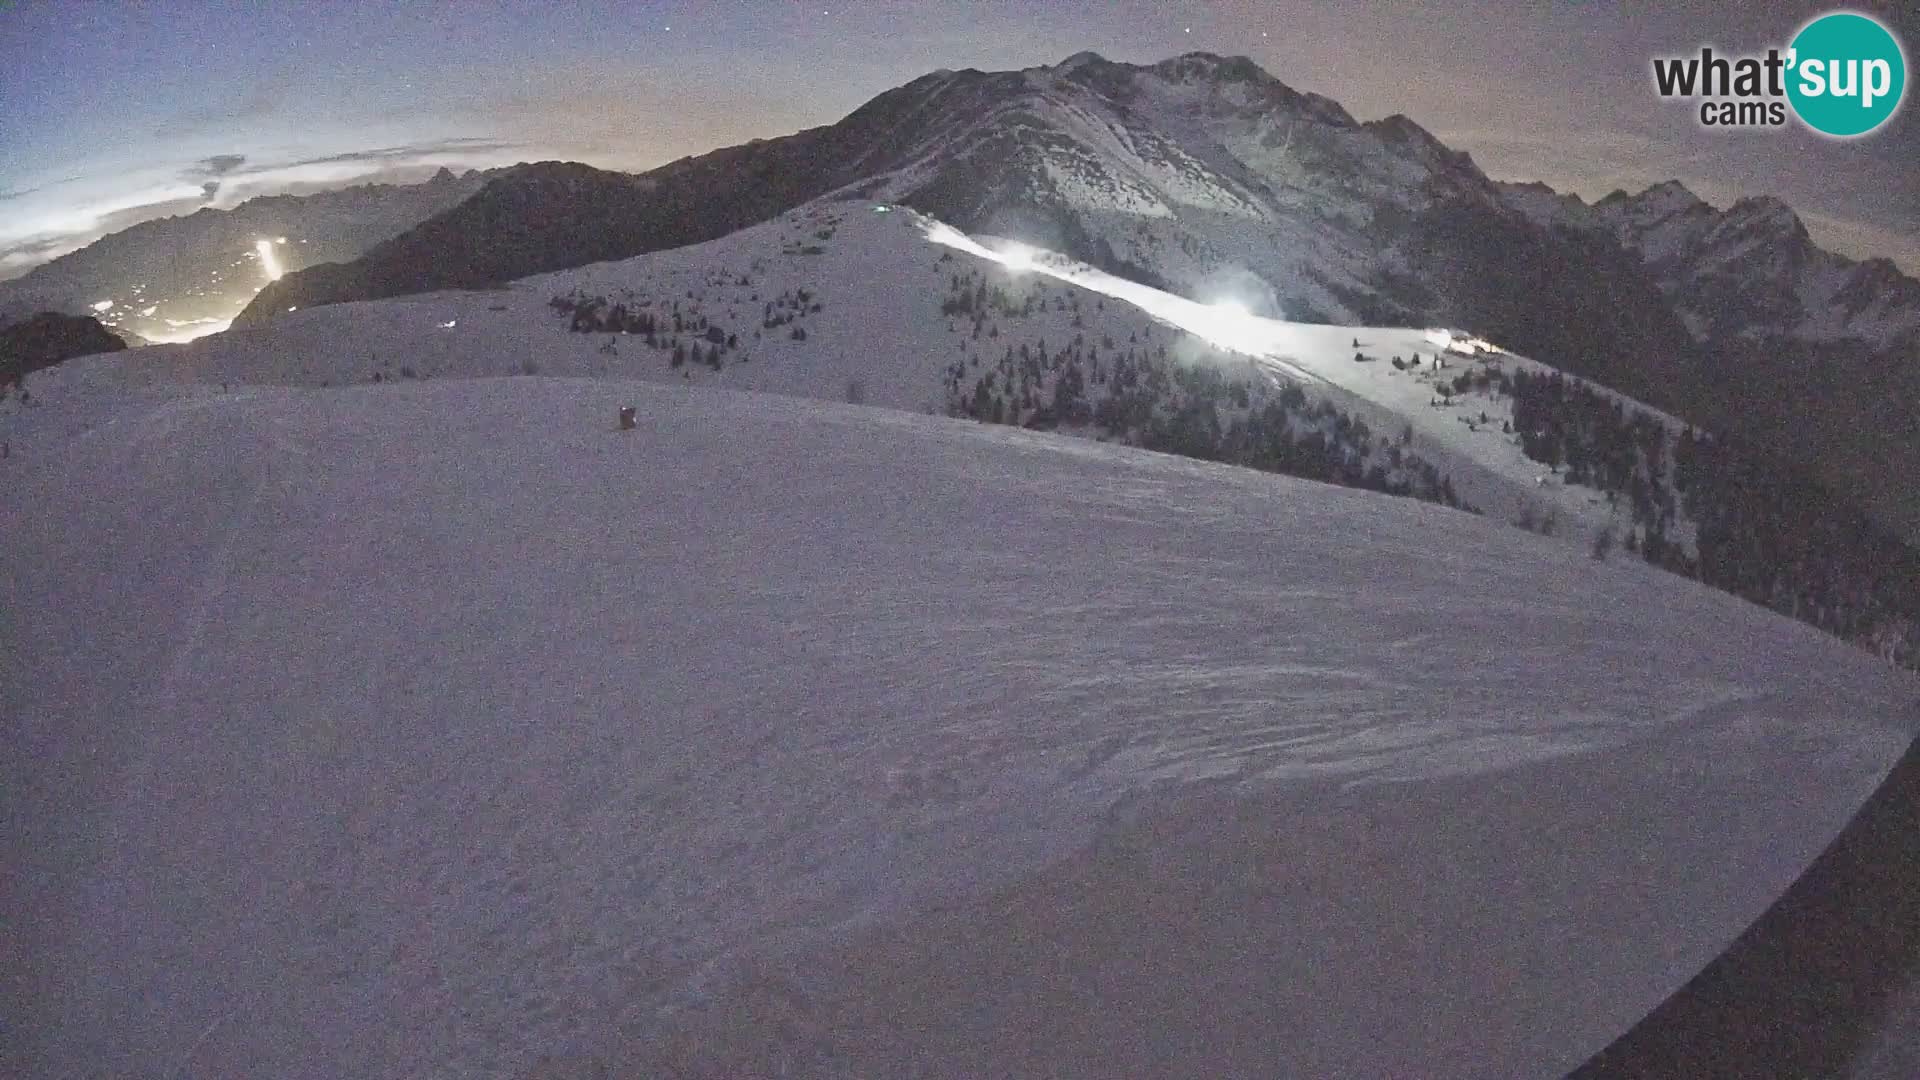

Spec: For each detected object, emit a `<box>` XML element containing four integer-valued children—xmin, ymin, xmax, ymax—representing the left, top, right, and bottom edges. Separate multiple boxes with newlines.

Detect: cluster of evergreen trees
<box><xmin>940</xmin><ymin>303</ymin><xmax>1468</xmax><ymax>511</ymax></box>
<box><xmin>1504</xmin><ymin>369</ymin><xmax>1682</xmax><ymax>554</ymax></box>
<box><xmin>548</xmin><ymin>291</ymin><xmax>738</xmax><ymax>371</ymax></box>
<box><xmin>1499</xmin><ymin>365</ymin><xmax>1920</xmax><ymax>670</ymax></box>
<box><xmin>940</xmin><ymin>271</ymin><xmax>1103</xmax><ymax>330</ymax></box>
<box><xmin>1675</xmin><ymin>430</ymin><xmax>1920</xmax><ymax>668</ymax></box>
<box><xmin>761</xmin><ymin>288</ymin><xmax>821</xmax><ymax>332</ymax></box>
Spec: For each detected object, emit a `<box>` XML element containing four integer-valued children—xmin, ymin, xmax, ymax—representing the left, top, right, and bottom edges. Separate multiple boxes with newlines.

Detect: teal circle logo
<box><xmin>1786</xmin><ymin>11</ymin><xmax>1907</xmax><ymax>137</ymax></box>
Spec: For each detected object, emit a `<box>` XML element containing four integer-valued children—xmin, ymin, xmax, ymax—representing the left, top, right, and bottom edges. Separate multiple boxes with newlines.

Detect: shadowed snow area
<box><xmin>3</xmin><ymin>378</ymin><xmax>1915</xmax><ymax>1078</ymax></box>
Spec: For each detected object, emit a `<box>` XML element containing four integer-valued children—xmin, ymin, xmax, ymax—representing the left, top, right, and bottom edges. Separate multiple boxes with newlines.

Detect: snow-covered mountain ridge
<box><xmin>236</xmin><ymin>51</ymin><xmax>1919</xmax><ymax>366</ymax></box>
<box><xmin>24</xmin><ymin>199</ymin><xmax>1920</xmax><ymax>671</ymax></box>
<box><xmin>214</xmin><ymin>51</ymin><xmax>1920</xmax><ymax>544</ymax></box>
<box><xmin>57</xmin><ymin>204</ymin><xmax>1665</xmax><ymax>549</ymax></box>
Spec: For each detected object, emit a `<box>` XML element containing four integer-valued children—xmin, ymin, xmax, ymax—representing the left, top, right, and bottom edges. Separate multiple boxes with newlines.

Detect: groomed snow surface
<box><xmin>4</xmin><ymin>377</ymin><xmax>1915</xmax><ymax>1078</ymax></box>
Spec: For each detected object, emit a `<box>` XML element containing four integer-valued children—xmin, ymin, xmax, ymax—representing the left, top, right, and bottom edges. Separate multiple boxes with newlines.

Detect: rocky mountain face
<box><xmin>0</xmin><ymin>312</ymin><xmax>126</xmax><ymax>386</ymax></box>
<box><xmin>0</xmin><ymin>167</ymin><xmax>494</xmax><ymax>342</ymax></box>
<box><xmin>1502</xmin><ymin>178</ymin><xmax>1920</xmax><ymax>351</ymax></box>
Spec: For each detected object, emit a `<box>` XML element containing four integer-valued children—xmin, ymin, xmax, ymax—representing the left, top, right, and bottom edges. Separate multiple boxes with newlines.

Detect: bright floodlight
<box><xmin>255</xmin><ymin>239</ymin><xmax>284</xmax><ymax>282</ymax></box>
<box><xmin>1192</xmin><ymin>297</ymin><xmax>1278</xmax><ymax>356</ymax></box>
<box><xmin>921</xmin><ymin>215</ymin><xmax>1286</xmax><ymax>359</ymax></box>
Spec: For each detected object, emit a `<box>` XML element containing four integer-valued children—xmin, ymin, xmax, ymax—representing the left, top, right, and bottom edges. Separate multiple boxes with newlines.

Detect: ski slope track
<box><xmin>3</xmin><ymin>372</ymin><xmax>1916</xmax><ymax>1078</ymax></box>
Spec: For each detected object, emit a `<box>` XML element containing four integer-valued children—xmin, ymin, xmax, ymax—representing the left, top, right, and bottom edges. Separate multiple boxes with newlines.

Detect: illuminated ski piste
<box><xmin>922</xmin><ymin>217</ymin><xmax>1510</xmax><ymax>392</ymax></box>
<box><xmin>923</xmin><ymin>220</ymin><xmax>1308</xmax><ymax>364</ymax></box>
<box><xmin>254</xmin><ymin>238</ymin><xmax>285</xmax><ymax>282</ymax></box>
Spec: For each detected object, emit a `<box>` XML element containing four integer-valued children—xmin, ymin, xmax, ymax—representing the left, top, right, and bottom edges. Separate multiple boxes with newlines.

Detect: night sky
<box><xmin>2</xmin><ymin>0</ymin><xmax>1915</xmax><ymax>279</ymax></box>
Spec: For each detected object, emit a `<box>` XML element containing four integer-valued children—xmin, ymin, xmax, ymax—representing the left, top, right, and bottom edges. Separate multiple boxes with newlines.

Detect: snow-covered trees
<box><xmin>1503</xmin><ymin>364</ymin><xmax>1920</xmax><ymax>672</ymax></box>
<box><xmin>945</xmin><ymin>326</ymin><xmax>1469</xmax><ymax>512</ymax></box>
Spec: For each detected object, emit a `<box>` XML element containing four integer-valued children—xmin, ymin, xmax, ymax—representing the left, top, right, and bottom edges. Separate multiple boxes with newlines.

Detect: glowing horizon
<box><xmin>142</xmin><ymin>316</ymin><xmax>233</xmax><ymax>344</ymax></box>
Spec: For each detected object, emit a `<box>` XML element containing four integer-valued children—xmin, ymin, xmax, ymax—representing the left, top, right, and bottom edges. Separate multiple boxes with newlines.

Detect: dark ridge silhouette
<box><xmin>1</xmin><ymin>312</ymin><xmax>126</xmax><ymax>384</ymax></box>
<box><xmin>1572</xmin><ymin>720</ymin><xmax>1920</xmax><ymax>1078</ymax></box>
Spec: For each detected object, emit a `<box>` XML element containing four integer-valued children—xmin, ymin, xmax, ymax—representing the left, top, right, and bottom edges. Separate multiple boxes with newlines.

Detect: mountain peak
<box><xmin>1724</xmin><ymin>194</ymin><xmax>1809</xmax><ymax>244</ymax></box>
<box><xmin>1056</xmin><ymin>50</ymin><xmax>1110</xmax><ymax>72</ymax></box>
<box><xmin>1640</xmin><ymin>179</ymin><xmax>1704</xmax><ymax>206</ymax></box>
<box><xmin>1597</xmin><ymin>179</ymin><xmax>1702</xmax><ymax>210</ymax></box>
<box><xmin>428</xmin><ymin>166</ymin><xmax>457</xmax><ymax>185</ymax></box>
<box><xmin>1729</xmin><ymin>194</ymin><xmax>1796</xmax><ymax>220</ymax></box>
<box><xmin>1364</xmin><ymin>113</ymin><xmax>1480</xmax><ymax>177</ymax></box>
<box><xmin>1367</xmin><ymin>113</ymin><xmax>1444</xmax><ymax>149</ymax></box>
<box><xmin>1152</xmin><ymin>51</ymin><xmax>1267</xmax><ymax>84</ymax></box>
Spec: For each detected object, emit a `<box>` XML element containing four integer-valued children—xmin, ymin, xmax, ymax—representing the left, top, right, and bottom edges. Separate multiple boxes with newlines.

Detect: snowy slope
<box><xmin>3</xmin><ymin>375</ymin><xmax>1915</xmax><ymax>1078</ymax></box>
<box><xmin>59</xmin><ymin>201</ymin><xmax>1688</xmax><ymax>554</ymax></box>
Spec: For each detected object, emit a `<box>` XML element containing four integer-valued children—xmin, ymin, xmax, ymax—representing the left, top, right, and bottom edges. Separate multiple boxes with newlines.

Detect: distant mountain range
<box><xmin>0</xmin><ymin>167</ymin><xmax>495</xmax><ymax>342</ymax></box>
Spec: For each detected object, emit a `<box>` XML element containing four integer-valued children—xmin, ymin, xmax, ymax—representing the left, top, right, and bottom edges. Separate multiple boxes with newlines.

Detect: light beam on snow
<box><xmin>91</xmin><ymin>300</ymin><xmax>113</xmax><ymax>312</ymax></box>
<box><xmin>255</xmin><ymin>239</ymin><xmax>284</xmax><ymax>283</ymax></box>
<box><xmin>922</xmin><ymin>218</ymin><xmax>1293</xmax><ymax>361</ymax></box>
<box><xmin>1424</xmin><ymin>327</ymin><xmax>1504</xmax><ymax>356</ymax></box>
